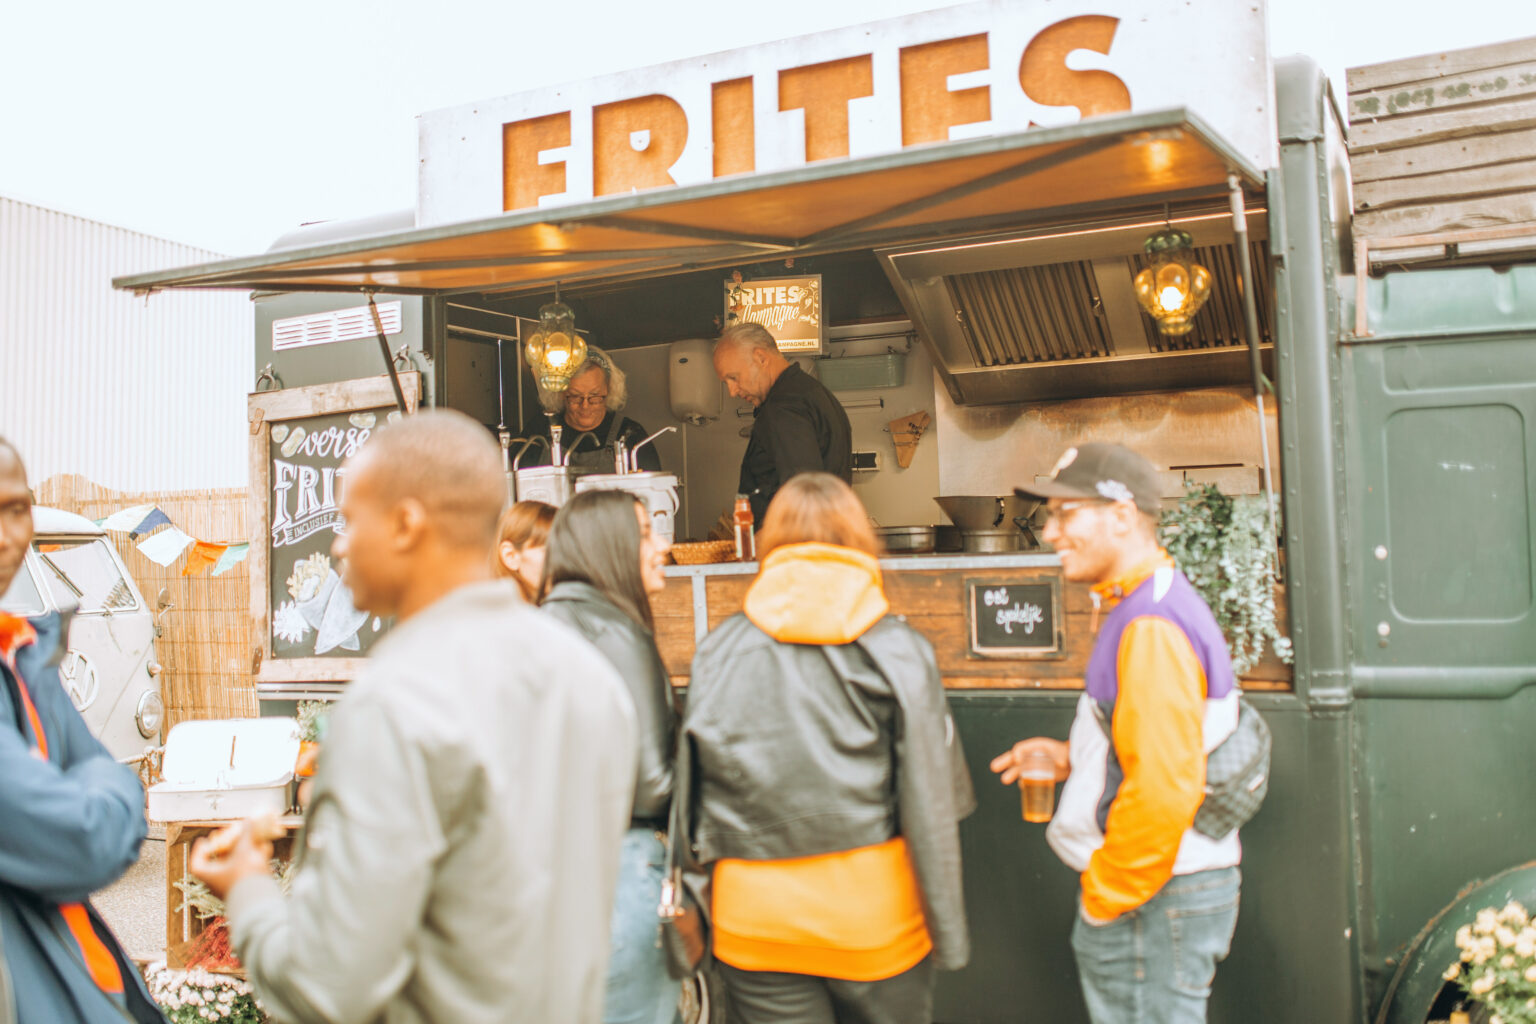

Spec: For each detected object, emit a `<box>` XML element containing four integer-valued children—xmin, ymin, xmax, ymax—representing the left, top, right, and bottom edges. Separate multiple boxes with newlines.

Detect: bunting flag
<box><xmin>97</xmin><ymin>504</ymin><xmax>251</xmax><ymax>578</ymax></box>
<box><xmin>180</xmin><ymin>541</ymin><xmax>227</xmax><ymax>577</ymax></box>
<box><xmin>97</xmin><ymin>504</ymin><xmax>157</xmax><ymax>531</ymax></box>
<box><xmin>136</xmin><ymin>527</ymin><xmax>195</xmax><ymax>568</ymax></box>
<box><xmin>211</xmin><ymin>543</ymin><xmax>251</xmax><ymax>577</ymax></box>
<box><xmin>129</xmin><ymin>508</ymin><xmax>173</xmax><ymax>539</ymax></box>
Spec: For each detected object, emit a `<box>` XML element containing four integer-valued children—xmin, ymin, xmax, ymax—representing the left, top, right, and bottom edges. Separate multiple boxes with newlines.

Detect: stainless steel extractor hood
<box><xmin>878</xmin><ymin>206</ymin><xmax>1272</xmax><ymax>406</ymax></box>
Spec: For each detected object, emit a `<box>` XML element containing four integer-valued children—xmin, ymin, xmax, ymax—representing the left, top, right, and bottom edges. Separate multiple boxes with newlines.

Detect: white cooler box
<box><xmin>148</xmin><ymin>717</ymin><xmax>300</xmax><ymax>822</ymax></box>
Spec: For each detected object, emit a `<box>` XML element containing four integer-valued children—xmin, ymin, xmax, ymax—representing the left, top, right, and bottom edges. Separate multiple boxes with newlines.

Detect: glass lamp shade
<box><xmin>1133</xmin><ymin>228</ymin><xmax>1213</xmax><ymax>336</ymax></box>
<box><xmin>524</xmin><ymin>300</ymin><xmax>587</xmax><ymax>392</ymax></box>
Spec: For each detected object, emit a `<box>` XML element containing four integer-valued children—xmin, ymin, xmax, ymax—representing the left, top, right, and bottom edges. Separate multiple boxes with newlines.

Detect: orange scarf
<box><xmin>0</xmin><ymin>613</ymin><xmax>125</xmax><ymax>995</ymax></box>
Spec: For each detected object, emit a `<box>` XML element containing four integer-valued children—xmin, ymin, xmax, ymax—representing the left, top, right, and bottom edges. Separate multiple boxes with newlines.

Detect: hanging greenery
<box><xmin>1159</xmin><ymin>484</ymin><xmax>1293</xmax><ymax>675</ymax></box>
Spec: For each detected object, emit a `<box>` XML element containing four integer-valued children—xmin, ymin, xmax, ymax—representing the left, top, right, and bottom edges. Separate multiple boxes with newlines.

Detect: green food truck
<box><xmin>114</xmin><ymin>5</ymin><xmax>1536</xmax><ymax>1020</ymax></box>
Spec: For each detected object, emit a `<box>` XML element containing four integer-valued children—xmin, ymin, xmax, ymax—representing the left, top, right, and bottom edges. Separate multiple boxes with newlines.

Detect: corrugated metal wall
<box><xmin>0</xmin><ymin>196</ymin><xmax>254</xmax><ymax>491</ymax></box>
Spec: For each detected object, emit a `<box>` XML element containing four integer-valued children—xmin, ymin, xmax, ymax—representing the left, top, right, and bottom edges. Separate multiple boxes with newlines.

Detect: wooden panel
<box><xmin>1347</xmin><ymin>37</ymin><xmax>1536</xmax><ymax>94</ymax></box>
<box><xmin>1347</xmin><ymin>58</ymin><xmax>1536</xmax><ymax>126</ymax></box>
<box><xmin>655</xmin><ymin>565</ymin><xmax>1294</xmax><ymax>691</ymax></box>
<box><xmin>1355</xmin><ymin>193</ymin><xmax>1536</xmax><ymax>240</ymax></box>
<box><xmin>1351</xmin><ymin>128</ymin><xmax>1536</xmax><ymax>183</ymax></box>
<box><xmin>1356</xmin><ymin>157</ymin><xmax>1536</xmax><ymax>212</ymax></box>
<box><xmin>1349</xmin><ymin>96</ymin><xmax>1536</xmax><ymax>153</ymax></box>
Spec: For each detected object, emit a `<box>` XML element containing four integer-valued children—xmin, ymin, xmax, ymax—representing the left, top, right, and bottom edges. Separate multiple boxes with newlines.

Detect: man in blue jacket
<box><xmin>0</xmin><ymin>438</ymin><xmax>164</xmax><ymax>1023</ymax></box>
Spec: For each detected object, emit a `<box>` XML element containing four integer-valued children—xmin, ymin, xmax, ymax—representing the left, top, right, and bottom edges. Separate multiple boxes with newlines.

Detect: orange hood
<box><xmin>743</xmin><ymin>543</ymin><xmax>890</xmax><ymax>645</ymax></box>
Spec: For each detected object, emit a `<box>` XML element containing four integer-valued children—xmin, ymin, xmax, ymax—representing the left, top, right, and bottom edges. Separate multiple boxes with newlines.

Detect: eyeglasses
<box><xmin>1042</xmin><ymin>499</ymin><xmax>1114</xmax><ymax>524</ymax></box>
<box><xmin>564</xmin><ymin>392</ymin><xmax>608</xmax><ymax>408</ymax></box>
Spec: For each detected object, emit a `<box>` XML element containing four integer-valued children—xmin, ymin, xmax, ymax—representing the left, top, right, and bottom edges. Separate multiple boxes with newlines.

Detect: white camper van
<box><xmin>0</xmin><ymin>507</ymin><xmax>166</xmax><ymax>760</ymax></box>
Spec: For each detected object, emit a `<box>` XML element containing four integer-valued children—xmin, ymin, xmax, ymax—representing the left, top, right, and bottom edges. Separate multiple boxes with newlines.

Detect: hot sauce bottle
<box><xmin>733</xmin><ymin>494</ymin><xmax>756</xmax><ymax>561</ymax></box>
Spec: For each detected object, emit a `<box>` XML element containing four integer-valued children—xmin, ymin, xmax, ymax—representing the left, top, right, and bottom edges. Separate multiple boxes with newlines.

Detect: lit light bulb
<box><xmin>1158</xmin><ymin>286</ymin><xmax>1183</xmax><ymax>310</ymax></box>
<box><xmin>547</xmin><ymin>348</ymin><xmax>570</xmax><ymax>368</ymax></box>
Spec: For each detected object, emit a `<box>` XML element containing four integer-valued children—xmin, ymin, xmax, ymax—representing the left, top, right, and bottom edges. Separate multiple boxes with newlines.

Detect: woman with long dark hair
<box><xmin>540</xmin><ymin>489</ymin><xmax>678</xmax><ymax>1024</ymax></box>
<box><xmin>677</xmin><ymin>473</ymin><xmax>975</xmax><ymax>1024</ymax></box>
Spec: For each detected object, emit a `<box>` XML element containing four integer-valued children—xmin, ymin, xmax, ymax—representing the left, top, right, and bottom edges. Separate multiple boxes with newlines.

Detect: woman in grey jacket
<box><xmin>541</xmin><ymin>489</ymin><xmax>679</xmax><ymax>1024</ymax></box>
<box><xmin>679</xmin><ymin>473</ymin><xmax>974</xmax><ymax>1024</ymax></box>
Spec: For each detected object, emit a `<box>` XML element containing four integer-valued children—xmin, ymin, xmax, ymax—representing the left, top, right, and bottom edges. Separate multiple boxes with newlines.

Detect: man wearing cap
<box><xmin>990</xmin><ymin>443</ymin><xmax>1242</xmax><ymax>1023</ymax></box>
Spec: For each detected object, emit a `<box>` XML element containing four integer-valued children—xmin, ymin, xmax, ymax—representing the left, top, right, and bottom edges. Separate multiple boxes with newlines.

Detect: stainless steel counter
<box><xmin>662</xmin><ymin>551</ymin><xmax>1061</xmax><ymax>579</ymax></box>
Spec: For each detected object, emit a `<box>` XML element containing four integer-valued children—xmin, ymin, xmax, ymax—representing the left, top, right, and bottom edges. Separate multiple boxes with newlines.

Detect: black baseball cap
<box><xmin>1014</xmin><ymin>443</ymin><xmax>1163</xmax><ymax>516</ymax></box>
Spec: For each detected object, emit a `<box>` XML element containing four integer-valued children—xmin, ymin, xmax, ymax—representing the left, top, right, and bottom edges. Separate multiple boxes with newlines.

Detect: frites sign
<box><xmin>725</xmin><ymin>275</ymin><xmax>824</xmax><ymax>354</ymax></box>
<box><xmin>417</xmin><ymin>0</ymin><xmax>1272</xmax><ymax>227</ymax></box>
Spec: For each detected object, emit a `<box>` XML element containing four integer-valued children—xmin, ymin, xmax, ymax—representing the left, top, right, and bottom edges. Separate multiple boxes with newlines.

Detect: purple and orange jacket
<box><xmin>1044</xmin><ymin>553</ymin><xmax>1242</xmax><ymax>921</ymax></box>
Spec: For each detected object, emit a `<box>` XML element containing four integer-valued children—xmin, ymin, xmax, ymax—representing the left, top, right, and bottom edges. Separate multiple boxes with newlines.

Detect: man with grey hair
<box><xmin>192</xmin><ymin>409</ymin><xmax>638</xmax><ymax>1024</ymax></box>
<box><xmin>714</xmin><ymin>322</ymin><xmax>851</xmax><ymax>523</ymax></box>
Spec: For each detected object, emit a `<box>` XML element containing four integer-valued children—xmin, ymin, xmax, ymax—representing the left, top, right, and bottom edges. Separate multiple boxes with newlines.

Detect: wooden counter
<box><xmin>655</xmin><ymin>553</ymin><xmax>1292</xmax><ymax>691</ymax></box>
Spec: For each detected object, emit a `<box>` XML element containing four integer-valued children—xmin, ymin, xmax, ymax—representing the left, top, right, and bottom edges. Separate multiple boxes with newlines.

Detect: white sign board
<box><xmin>417</xmin><ymin>0</ymin><xmax>1274</xmax><ymax>227</ymax></box>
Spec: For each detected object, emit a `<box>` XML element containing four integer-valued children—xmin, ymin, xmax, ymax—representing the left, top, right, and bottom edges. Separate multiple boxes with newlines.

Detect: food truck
<box><xmin>114</xmin><ymin>4</ymin><xmax>1536</xmax><ymax>1021</ymax></box>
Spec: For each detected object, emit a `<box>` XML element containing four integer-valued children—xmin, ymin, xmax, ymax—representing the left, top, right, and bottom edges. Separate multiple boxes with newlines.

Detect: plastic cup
<box><xmin>1018</xmin><ymin>750</ymin><xmax>1059</xmax><ymax>823</ymax></box>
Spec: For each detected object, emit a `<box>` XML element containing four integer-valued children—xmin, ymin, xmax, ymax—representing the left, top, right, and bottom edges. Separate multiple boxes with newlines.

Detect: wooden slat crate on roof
<box><xmin>1347</xmin><ymin>37</ymin><xmax>1536</xmax><ymax>244</ymax></box>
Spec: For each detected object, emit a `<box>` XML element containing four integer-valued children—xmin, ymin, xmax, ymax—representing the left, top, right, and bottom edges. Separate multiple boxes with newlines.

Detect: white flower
<box><xmin>1457</xmin><ymin>924</ymin><xmax>1474</xmax><ymax>948</ymax></box>
<box><xmin>1501</xmin><ymin>902</ymin><xmax>1529</xmax><ymax>926</ymax></box>
<box><xmin>1471</xmin><ymin>972</ymin><xmax>1496</xmax><ymax>995</ymax></box>
<box><xmin>1525</xmin><ymin>964</ymin><xmax>1536</xmax><ymax>983</ymax></box>
<box><xmin>1444</xmin><ymin>962</ymin><xmax>1461</xmax><ymax>980</ymax></box>
<box><xmin>1500</xmin><ymin>953</ymin><xmax>1516</xmax><ymax>968</ymax></box>
<box><xmin>1476</xmin><ymin>909</ymin><xmax>1500</xmax><ymax>935</ymax></box>
<box><xmin>1516</xmin><ymin>938</ymin><xmax>1535</xmax><ymax>958</ymax></box>
<box><xmin>273</xmin><ymin>600</ymin><xmax>311</xmax><ymax>644</ymax></box>
<box><xmin>1496</xmin><ymin>926</ymin><xmax>1518</xmax><ymax>947</ymax></box>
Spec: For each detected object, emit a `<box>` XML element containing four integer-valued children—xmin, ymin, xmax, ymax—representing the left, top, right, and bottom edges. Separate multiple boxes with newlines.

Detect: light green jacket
<box><xmin>230</xmin><ymin>581</ymin><xmax>637</xmax><ymax>1024</ymax></box>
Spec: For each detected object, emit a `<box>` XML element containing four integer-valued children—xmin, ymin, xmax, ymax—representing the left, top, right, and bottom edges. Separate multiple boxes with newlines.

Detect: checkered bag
<box><xmin>1191</xmin><ymin>697</ymin><xmax>1271</xmax><ymax>840</ymax></box>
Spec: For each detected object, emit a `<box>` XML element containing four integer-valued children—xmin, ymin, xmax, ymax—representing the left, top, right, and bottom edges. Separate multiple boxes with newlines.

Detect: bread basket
<box><xmin>669</xmin><ymin>540</ymin><xmax>739</xmax><ymax>565</ymax></box>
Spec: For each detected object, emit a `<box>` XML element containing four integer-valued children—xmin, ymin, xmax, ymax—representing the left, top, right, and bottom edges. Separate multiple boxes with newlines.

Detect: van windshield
<box><xmin>0</xmin><ymin>565</ymin><xmax>46</xmax><ymax>616</ymax></box>
<box><xmin>35</xmin><ymin>540</ymin><xmax>137</xmax><ymax>614</ymax></box>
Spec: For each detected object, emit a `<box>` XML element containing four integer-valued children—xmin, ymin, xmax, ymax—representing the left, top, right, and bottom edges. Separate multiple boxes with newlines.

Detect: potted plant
<box><xmin>1158</xmin><ymin>484</ymin><xmax>1293</xmax><ymax>675</ymax></box>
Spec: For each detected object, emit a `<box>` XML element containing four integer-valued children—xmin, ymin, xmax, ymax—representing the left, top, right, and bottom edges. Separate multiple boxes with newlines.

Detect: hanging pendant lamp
<box><xmin>524</xmin><ymin>285</ymin><xmax>587</xmax><ymax>392</ymax></box>
<box><xmin>1133</xmin><ymin>227</ymin><xmax>1213</xmax><ymax>336</ymax></box>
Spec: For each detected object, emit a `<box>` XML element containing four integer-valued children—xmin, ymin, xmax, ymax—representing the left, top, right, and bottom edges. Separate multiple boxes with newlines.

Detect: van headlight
<box><xmin>136</xmin><ymin>691</ymin><xmax>165</xmax><ymax>738</ymax></box>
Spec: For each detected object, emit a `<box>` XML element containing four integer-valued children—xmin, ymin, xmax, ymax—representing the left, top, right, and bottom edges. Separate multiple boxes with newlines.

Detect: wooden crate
<box><xmin>163</xmin><ymin>817</ymin><xmax>303</xmax><ymax>969</ymax></box>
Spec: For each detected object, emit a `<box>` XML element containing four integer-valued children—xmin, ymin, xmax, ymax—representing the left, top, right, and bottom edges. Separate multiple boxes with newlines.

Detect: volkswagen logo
<box><xmin>59</xmin><ymin>650</ymin><xmax>100</xmax><ymax>712</ymax></box>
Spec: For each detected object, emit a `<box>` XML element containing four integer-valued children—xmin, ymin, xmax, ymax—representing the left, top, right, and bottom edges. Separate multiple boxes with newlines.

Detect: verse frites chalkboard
<box><xmin>268</xmin><ymin>406</ymin><xmax>398</xmax><ymax>660</ymax></box>
<box><xmin>248</xmin><ymin>373</ymin><xmax>420</xmax><ymax>685</ymax></box>
<box><xmin>966</xmin><ymin>577</ymin><xmax>1063</xmax><ymax>658</ymax></box>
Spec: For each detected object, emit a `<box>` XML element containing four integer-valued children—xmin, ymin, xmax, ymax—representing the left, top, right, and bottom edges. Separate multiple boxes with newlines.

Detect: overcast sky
<box><xmin>3</xmin><ymin>0</ymin><xmax>1531</xmax><ymax>258</ymax></box>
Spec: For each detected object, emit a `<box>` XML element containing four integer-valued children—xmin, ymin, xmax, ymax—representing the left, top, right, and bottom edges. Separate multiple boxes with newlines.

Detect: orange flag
<box><xmin>181</xmin><ymin>541</ymin><xmax>228</xmax><ymax>577</ymax></box>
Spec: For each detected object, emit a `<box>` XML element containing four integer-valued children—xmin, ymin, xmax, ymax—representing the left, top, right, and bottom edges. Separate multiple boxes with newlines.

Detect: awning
<box><xmin>112</xmin><ymin>108</ymin><xmax>1264</xmax><ymax>298</ymax></box>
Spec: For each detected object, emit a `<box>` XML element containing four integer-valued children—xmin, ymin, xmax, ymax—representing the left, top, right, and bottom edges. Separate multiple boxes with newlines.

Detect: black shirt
<box><xmin>518</xmin><ymin>410</ymin><xmax>662</xmax><ymax>473</ymax></box>
<box><xmin>739</xmin><ymin>362</ymin><xmax>852</xmax><ymax>522</ymax></box>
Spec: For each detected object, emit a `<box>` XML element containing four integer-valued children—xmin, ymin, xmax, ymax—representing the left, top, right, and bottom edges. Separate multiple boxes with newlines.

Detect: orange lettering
<box><xmin>502</xmin><ymin>112</ymin><xmax>571</xmax><ymax>212</ymax></box>
<box><xmin>593</xmin><ymin>94</ymin><xmax>689</xmax><ymax>196</ymax></box>
<box><xmin>899</xmin><ymin>34</ymin><xmax>991</xmax><ymax>146</ymax></box>
<box><xmin>778</xmin><ymin>55</ymin><xmax>874</xmax><ymax>162</ymax></box>
<box><xmin>1019</xmin><ymin>16</ymin><xmax>1131</xmax><ymax>119</ymax></box>
<box><xmin>712</xmin><ymin>77</ymin><xmax>756</xmax><ymax>177</ymax></box>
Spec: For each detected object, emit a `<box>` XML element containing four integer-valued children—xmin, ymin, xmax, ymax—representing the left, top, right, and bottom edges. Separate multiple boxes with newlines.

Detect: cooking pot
<box><xmin>876</xmin><ymin>525</ymin><xmax>937</xmax><ymax>554</ymax></box>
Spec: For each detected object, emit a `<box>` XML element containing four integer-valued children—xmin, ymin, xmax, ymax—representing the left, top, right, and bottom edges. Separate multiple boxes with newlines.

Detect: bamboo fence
<box><xmin>34</xmin><ymin>474</ymin><xmax>256</xmax><ymax>730</ymax></box>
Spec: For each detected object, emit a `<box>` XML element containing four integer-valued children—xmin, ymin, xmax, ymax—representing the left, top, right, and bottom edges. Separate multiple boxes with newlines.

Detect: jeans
<box><xmin>1070</xmin><ymin>867</ymin><xmax>1241</xmax><ymax>1024</ymax></box>
<box><xmin>716</xmin><ymin>956</ymin><xmax>935</xmax><ymax>1024</ymax></box>
<box><xmin>604</xmin><ymin>827</ymin><xmax>680</xmax><ymax>1024</ymax></box>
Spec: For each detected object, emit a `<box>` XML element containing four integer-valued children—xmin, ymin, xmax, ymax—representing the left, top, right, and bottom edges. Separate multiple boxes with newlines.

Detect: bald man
<box><xmin>192</xmin><ymin>410</ymin><xmax>637</xmax><ymax>1024</ymax></box>
<box><xmin>714</xmin><ymin>323</ymin><xmax>852</xmax><ymax>523</ymax></box>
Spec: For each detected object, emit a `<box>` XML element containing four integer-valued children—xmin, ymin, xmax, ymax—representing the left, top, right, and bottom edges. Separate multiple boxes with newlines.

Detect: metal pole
<box><xmin>368</xmin><ymin>293</ymin><xmax>410</xmax><ymax>414</ymax></box>
<box><xmin>1228</xmin><ymin>174</ymin><xmax>1279</xmax><ymax>566</ymax></box>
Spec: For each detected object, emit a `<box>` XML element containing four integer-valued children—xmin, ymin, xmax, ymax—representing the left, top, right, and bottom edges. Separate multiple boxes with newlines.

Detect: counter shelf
<box><xmin>657</xmin><ymin>553</ymin><xmax>1292</xmax><ymax>692</ymax></box>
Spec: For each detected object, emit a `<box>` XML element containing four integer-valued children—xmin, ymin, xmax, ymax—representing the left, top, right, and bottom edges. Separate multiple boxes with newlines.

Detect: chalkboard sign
<box><xmin>966</xmin><ymin>577</ymin><xmax>1063</xmax><ymax>659</ymax></box>
<box><xmin>249</xmin><ymin>374</ymin><xmax>420</xmax><ymax>684</ymax></box>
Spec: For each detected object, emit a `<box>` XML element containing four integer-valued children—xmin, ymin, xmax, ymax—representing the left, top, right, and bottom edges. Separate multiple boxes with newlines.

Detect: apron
<box><xmin>563</xmin><ymin>413</ymin><xmax>626</xmax><ymax>473</ymax></box>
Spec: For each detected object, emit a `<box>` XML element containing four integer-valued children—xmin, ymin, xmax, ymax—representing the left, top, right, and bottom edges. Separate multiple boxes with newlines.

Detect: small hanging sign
<box><xmin>724</xmin><ymin>275</ymin><xmax>825</xmax><ymax>355</ymax></box>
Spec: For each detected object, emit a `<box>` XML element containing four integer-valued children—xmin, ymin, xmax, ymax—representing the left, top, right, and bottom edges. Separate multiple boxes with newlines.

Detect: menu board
<box><xmin>966</xmin><ymin>577</ymin><xmax>1063</xmax><ymax>659</ymax></box>
<box><xmin>268</xmin><ymin>407</ymin><xmax>397</xmax><ymax>660</ymax></box>
<box><xmin>249</xmin><ymin>373</ymin><xmax>420</xmax><ymax>684</ymax></box>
